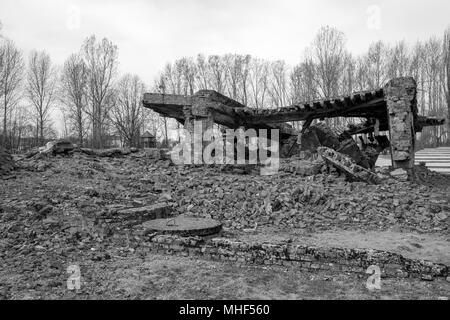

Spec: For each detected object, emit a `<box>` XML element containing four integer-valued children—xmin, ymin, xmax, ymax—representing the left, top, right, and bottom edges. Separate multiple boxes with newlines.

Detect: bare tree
<box><xmin>354</xmin><ymin>56</ymin><xmax>370</xmax><ymax>91</ymax></box>
<box><xmin>224</xmin><ymin>54</ymin><xmax>241</xmax><ymax>100</ymax></box>
<box><xmin>111</xmin><ymin>74</ymin><xmax>145</xmax><ymax>147</ymax></box>
<box><xmin>82</xmin><ymin>35</ymin><xmax>118</xmax><ymax>149</ymax></box>
<box><xmin>443</xmin><ymin>27</ymin><xmax>450</xmax><ymax>143</ymax></box>
<box><xmin>366</xmin><ymin>41</ymin><xmax>388</xmax><ymax>89</ymax></box>
<box><xmin>241</xmin><ymin>55</ymin><xmax>252</xmax><ymax>106</ymax></box>
<box><xmin>179</xmin><ymin>57</ymin><xmax>197</xmax><ymax>95</ymax></box>
<box><xmin>340</xmin><ymin>53</ymin><xmax>355</xmax><ymax>96</ymax></box>
<box><xmin>248</xmin><ymin>58</ymin><xmax>269</xmax><ymax>109</ymax></box>
<box><xmin>387</xmin><ymin>41</ymin><xmax>410</xmax><ymax>79</ymax></box>
<box><xmin>195</xmin><ymin>54</ymin><xmax>210</xmax><ymax>90</ymax></box>
<box><xmin>289</xmin><ymin>59</ymin><xmax>318</xmax><ymax>104</ymax></box>
<box><xmin>60</xmin><ymin>53</ymin><xmax>88</xmax><ymax>146</ymax></box>
<box><xmin>309</xmin><ymin>26</ymin><xmax>347</xmax><ymax>99</ymax></box>
<box><xmin>10</xmin><ymin>104</ymin><xmax>30</xmax><ymax>151</ymax></box>
<box><xmin>268</xmin><ymin>60</ymin><xmax>288</xmax><ymax>108</ymax></box>
<box><xmin>26</xmin><ymin>50</ymin><xmax>57</xmax><ymax>144</ymax></box>
<box><xmin>224</xmin><ymin>54</ymin><xmax>251</xmax><ymax>105</ymax></box>
<box><xmin>0</xmin><ymin>40</ymin><xmax>24</xmax><ymax>148</ymax></box>
<box><xmin>208</xmin><ymin>55</ymin><xmax>227</xmax><ymax>94</ymax></box>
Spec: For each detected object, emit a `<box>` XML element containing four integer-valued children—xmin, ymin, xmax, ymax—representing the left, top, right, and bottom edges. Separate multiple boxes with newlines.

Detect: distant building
<box><xmin>103</xmin><ymin>134</ymin><xmax>123</xmax><ymax>148</ymax></box>
<box><xmin>141</xmin><ymin>131</ymin><xmax>157</xmax><ymax>148</ymax></box>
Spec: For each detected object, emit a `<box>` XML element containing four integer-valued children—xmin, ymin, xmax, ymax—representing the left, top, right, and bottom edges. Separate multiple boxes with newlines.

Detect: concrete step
<box><xmin>415</xmin><ymin>163</ymin><xmax>450</xmax><ymax>168</ymax></box>
<box><xmin>415</xmin><ymin>158</ymin><xmax>450</xmax><ymax>161</ymax></box>
<box><xmin>415</xmin><ymin>147</ymin><xmax>450</xmax><ymax>175</ymax></box>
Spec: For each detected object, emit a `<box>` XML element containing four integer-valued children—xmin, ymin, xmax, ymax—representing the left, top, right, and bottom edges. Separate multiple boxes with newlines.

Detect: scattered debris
<box><xmin>279</xmin><ymin>159</ymin><xmax>324</xmax><ymax>176</ymax></box>
<box><xmin>421</xmin><ymin>274</ymin><xmax>434</xmax><ymax>281</ymax></box>
<box><xmin>390</xmin><ymin>168</ymin><xmax>409</xmax><ymax>181</ymax></box>
<box><xmin>40</xmin><ymin>139</ymin><xmax>74</xmax><ymax>155</ymax></box>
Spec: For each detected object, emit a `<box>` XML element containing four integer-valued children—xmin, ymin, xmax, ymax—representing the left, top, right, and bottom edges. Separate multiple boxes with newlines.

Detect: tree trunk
<box><xmin>3</xmin><ymin>103</ymin><xmax>6</xmax><ymax>148</ymax></box>
<box><xmin>40</xmin><ymin>115</ymin><xmax>44</xmax><ymax>145</ymax></box>
<box><xmin>164</xmin><ymin>117</ymin><xmax>168</xmax><ymax>147</ymax></box>
<box><xmin>447</xmin><ymin>96</ymin><xmax>450</xmax><ymax>144</ymax></box>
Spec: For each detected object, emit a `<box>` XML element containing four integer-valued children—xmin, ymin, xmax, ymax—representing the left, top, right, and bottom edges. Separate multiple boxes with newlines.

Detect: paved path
<box><xmin>376</xmin><ymin>147</ymin><xmax>450</xmax><ymax>174</ymax></box>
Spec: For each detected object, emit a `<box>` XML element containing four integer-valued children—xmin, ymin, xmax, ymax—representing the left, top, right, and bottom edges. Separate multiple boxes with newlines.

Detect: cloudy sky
<box><xmin>1</xmin><ymin>0</ymin><xmax>449</xmax><ymax>85</ymax></box>
<box><xmin>0</xmin><ymin>0</ymin><xmax>449</xmax><ymax>133</ymax></box>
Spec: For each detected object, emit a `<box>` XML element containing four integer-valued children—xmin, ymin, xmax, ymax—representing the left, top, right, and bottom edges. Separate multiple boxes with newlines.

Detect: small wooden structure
<box><xmin>141</xmin><ymin>131</ymin><xmax>156</xmax><ymax>148</ymax></box>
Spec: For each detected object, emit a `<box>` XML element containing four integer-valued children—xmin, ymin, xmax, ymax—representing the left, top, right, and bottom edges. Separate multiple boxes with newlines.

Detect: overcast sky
<box><xmin>1</xmin><ymin>0</ymin><xmax>449</xmax><ymax>134</ymax></box>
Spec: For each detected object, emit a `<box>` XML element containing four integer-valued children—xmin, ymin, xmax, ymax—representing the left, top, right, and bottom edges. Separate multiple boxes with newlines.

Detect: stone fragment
<box><xmin>436</xmin><ymin>212</ymin><xmax>448</xmax><ymax>221</ymax></box>
<box><xmin>420</xmin><ymin>274</ymin><xmax>434</xmax><ymax>281</ymax></box>
<box><xmin>114</xmin><ymin>203</ymin><xmax>172</xmax><ymax>224</ymax></box>
<box><xmin>40</xmin><ymin>139</ymin><xmax>74</xmax><ymax>155</ymax></box>
<box><xmin>390</xmin><ymin>168</ymin><xmax>408</xmax><ymax>181</ymax></box>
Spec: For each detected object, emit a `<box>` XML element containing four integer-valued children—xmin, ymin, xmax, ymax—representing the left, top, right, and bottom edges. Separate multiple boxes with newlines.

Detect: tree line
<box><xmin>1</xmin><ymin>25</ymin><xmax>160</xmax><ymax>151</ymax></box>
<box><xmin>1</xmin><ymin>24</ymin><xmax>450</xmax><ymax>151</ymax></box>
<box><xmin>155</xmin><ymin>26</ymin><xmax>450</xmax><ymax>147</ymax></box>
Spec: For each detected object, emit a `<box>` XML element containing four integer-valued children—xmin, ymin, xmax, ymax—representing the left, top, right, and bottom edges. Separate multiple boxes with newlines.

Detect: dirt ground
<box><xmin>1</xmin><ymin>153</ymin><xmax>449</xmax><ymax>300</ymax></box>
<box><xmin>3</xmin><ymin>253</ymin><xmax>450</xmax><ymax>300</ymax></box>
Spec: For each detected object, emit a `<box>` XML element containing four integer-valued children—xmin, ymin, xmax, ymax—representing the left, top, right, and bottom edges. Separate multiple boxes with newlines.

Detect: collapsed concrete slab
<box><xmin>142</xmin><ymin>216</ymin><xmax>222</xmax><ymax>237</ymax></box>
<box><xmin>318</xmin><ymin>147</ymin><xmax>381</xmax><ymax>184</ymax></box>
<box><xmin>143</xmin><ymin>77</ymin><xmax>445</xmax><ymax>176</ymax></box>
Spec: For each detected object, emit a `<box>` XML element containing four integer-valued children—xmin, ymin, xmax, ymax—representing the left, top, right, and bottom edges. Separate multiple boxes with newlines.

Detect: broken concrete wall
<box><xmin>138</xmin><ymin>234</ymin><xmax>449</xmax><ymax>279</ymax></box>
<box><xmin>183</xmin><ymin>103</ymin><xmax>215</xmax><ymax>164</ymax></box>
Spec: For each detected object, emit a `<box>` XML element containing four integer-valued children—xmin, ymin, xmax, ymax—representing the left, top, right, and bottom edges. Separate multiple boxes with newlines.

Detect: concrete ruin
<box><xmin>143</xmin><ymin>77</ymin><xmax>445</xmax><ymax>177</ymax></box>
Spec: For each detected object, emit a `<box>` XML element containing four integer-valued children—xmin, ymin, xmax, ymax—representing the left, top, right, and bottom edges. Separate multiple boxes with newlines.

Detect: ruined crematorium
<box><xmin>143</xmin><ymin>77</ymin><xmax>445</xmax><ymax>182</ymax></box>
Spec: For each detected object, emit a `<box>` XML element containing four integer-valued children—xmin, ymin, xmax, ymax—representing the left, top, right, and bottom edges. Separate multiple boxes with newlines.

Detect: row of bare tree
<box><xmin>155</xmin><ymin>26</ymin><xmax>450</xmax><ymax>146</ymax></box>
<box><xmin>1</xmin><ymin>24</ymin><xmax>450</xmax><ymax>151</ymax></box>
<box><xmin>1</xmin><ymin>25</ymin><xmax>160</xmax><ymax>150</ymax></box>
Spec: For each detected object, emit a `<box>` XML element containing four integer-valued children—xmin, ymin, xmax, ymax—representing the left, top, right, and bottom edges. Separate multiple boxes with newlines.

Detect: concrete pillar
<box><xmin>384</xmin><ymin>77</ymin><xmax>418</xmax><ymax>174</ymax></box>
<box><xmin>183</xmin><ymin>103</ymin><xmax>214</xmax><ymax>164</ymax></box>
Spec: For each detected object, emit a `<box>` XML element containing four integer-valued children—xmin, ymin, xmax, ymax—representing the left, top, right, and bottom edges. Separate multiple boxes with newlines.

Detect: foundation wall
<box><xmin>136</xmin><ymin>234</ymin><xmax>449</xmax><ymax>279</ymax></box>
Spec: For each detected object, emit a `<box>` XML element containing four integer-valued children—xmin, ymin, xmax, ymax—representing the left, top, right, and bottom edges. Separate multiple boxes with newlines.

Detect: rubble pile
<box><xmin>9</xmin><ymin>153</ymin><xmax>450</xmax><ymax>233</ymax></box>
<box><xmin>279</xmin><ymin>159</ymin><xmax>324</xmax><ymax>176</ymax></box>
<box><xmin>413</xmin><ymin>164</ymin><xmax>450</xmax><ymax>186</ymax></box>
<box><xmin>0</xmin><ymin>151</ymin><xmax>449</xmax><ymax>298</ymax></box>
<box><xmin>4</xmin><ymin>153</ymin><xmax>449</xmax><ymax>235</ymax></box>
<box><xmin>172</xmin><ymin>166</ymin><xmax>449</xmax><ymax>232</ymax></box>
